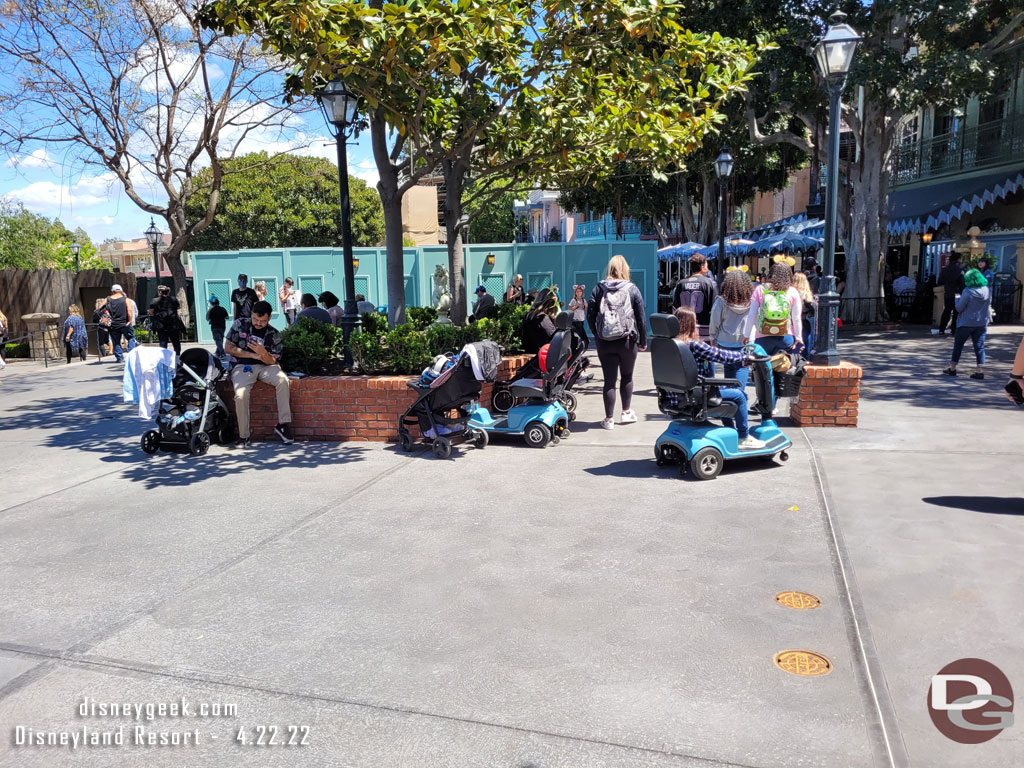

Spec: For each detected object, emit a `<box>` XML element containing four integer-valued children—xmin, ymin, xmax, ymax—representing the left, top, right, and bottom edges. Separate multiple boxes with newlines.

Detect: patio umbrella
<box><xmin>749</xmin><ymin>230</ymin><xmax>823</xmax><ymax>256</ymax></box>
<box><xmin>657</xmin><ymin>242</ymin><xmax>705</xmax><ymax>261</ymax></box>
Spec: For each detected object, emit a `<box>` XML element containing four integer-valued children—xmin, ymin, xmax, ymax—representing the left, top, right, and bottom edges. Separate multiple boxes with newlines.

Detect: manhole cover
<box><xmin>775</xmin><ymin>591</ymin><xmax>822</xmax><ymax>610</ymax></box>
<box><xmin>774</xmin><ymin>650</ymin><xmax>832</xmax><ymax>676</ymax></box>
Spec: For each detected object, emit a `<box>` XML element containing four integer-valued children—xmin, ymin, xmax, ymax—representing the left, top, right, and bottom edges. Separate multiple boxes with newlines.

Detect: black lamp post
<box><xmin>317</xmin><ymin>77</ymin><xmax>361</xmax><ymax>369</ymax></box>
<box><xmin>811</xmin><ymin>11</ymin><xmax>861</xmax><ymax>366</ymax></box>
<box><xmin>714</xmin><ymin>147</ymin><xmax>734</xmax><ymax>285</ymax></box>
<box><xmin>69</xmin><ymin>241</ymin><xmax>82</xmax><ymax>273</ymax></box>
<box><xmin>145</xmin><ymin>218</ymin><xmax>162</xmax><ymax>283</ymax></box>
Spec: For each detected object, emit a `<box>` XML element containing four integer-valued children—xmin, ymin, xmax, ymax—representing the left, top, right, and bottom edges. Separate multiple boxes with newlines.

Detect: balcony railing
<box><xmin>576</xmin><ymin>215</ymin><xmax>645</xmax><ymax>240</ymax></box>
<box><xmin>891</xmin><ymin>113</ymin><xmax>1024</xmax><ymax>186</ymax></box>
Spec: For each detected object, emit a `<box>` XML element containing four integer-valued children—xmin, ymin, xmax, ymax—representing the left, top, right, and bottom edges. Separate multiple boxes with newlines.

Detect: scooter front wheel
<box><xmin>523</xmin><ymin>422</ymin><xmax>551</xmax><ymax>449</ymax></box>
<box><xmin>689</xmin><ymin>447</ymin><xmax>723</xmax><ymax>480</ymax></box>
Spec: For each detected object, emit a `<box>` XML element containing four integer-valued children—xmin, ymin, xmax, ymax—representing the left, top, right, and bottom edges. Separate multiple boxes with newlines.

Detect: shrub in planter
<box><xmin>385</xmin><ymin>323</ymin><xmax>432</xmax><ymax>374</ymax></box>
<box><xmin>478</xmin><ymin>302</ymin><xmax>528</xmax><ymax>353</ymax></box>
<box><xmin>407</xmin><ymin>306</ymin><xmax>437</xmax><ymax>331</ymax></box>
<box><xmin>280</xmin><ymin>317</ymin><xmax>344</xmax><ymax>374</ymax></box>
<box><xmin>350</xmin><ymin>330</ymin><xmax>388</xmax><ymax>374</ymax></box>
<box><xmin>4</xmin><ymin>341</ymin><xmax>29</xmax><ymax>358</ymax></box>
<box><xmin>360</xmin><ymin>311</ymin><xmax>388</xmax><ymax>337</ymax></box>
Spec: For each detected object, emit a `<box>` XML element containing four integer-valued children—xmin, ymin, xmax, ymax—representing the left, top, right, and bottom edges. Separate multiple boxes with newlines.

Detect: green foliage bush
<box><xmin>406</xmin><ymin>306</ymin><xmax>437</xmax><ymax>331</ymax></box>
<box><xmin>360</xmin><ymin>311</ymin><xmax>388</xmax><ymax>337</ymax></box>
<box><xmin>280</xmin><ymin>317</ymin><xmax>344</xmax><ymax>374</ymax></box>
<box><xmin>385</xmin><ymin>323</ymin><xmax>432</xmax><ymax>374</ymax></box>
<box><xmin>4</xmin><ymin>341</ymin><xmax>29</xmax><ymax>358</ymax></box>
<box><xmin>350</xmin><ymin>330</ymin><xmax>388</xmax><ymax>374</ymax></box>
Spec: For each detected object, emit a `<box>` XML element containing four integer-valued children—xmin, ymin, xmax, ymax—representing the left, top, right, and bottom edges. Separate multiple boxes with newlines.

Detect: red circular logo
<box><xmin>927</xmin><ymin>658</ymin><xmax>1014</xmax><ymax>744</ymax></box>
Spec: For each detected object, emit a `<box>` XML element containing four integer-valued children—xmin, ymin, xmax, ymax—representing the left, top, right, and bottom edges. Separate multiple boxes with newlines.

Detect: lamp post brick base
<box><xmin>789</xmin><ymin>361</ymin><xmax>862</xmax><ymax>428</ymax></box>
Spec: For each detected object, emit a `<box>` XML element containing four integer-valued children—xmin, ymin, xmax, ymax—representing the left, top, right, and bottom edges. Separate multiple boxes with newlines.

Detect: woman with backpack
<box><xmin>587</xmin><ymin>254</ymin><xmax>647</xmax><ymax>430</ymax></box>
<box><xmin>744</xmin><ymin>259</ymin><xmax>803</xmax><ymax>357</ymax></box>
<box><xmin>148</xmin><ymin>284</ymin><xmax>182</xmax><ymax>354</ymax></box>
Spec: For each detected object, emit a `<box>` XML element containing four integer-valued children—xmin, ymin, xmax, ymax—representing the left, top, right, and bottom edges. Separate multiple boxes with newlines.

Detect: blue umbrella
<box><xmin>749</xmin><ymin>230</ymin><xmax>822</xmax><ymax>256</ymax></box>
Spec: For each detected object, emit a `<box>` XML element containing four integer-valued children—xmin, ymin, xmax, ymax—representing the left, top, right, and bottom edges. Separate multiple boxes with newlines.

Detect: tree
<box><xmin>467</xmin><ymin>191</ymin><xmax>516</xmax><ymax>244</ymax></box>
<box><xmin>52</xmin><ymin>227</ymin><xmax>113</xmax><ymax>271</ymax></box>
<box><xmin>741</xmin><ymin>0</ymin><xmax>1024</xmax><ymax>315</ymax></box>
<box><xmin>0</xmin><ymin>0</ymin><xmax>316</xmax><ymax>323</ymax></box>
<box><xmin>199</xmin><ymin>0</ymin><xmax>762</xmax><ymax>324</ymax></box>
<box><xmin>183</xmin><ymin>152</ymin><xmax>384</xmax><ymax>250</ymax></box>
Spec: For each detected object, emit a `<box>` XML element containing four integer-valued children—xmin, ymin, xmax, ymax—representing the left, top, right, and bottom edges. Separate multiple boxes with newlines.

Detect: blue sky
<box><xmin>0</xmin><ymin>116</ymin><xmax>380</xmax><ymax>245</ymax></box>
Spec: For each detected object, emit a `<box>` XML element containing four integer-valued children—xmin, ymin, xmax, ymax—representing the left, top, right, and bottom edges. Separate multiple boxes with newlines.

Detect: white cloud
<box><xmin>6</xmin><ymin>148</ymin><xmax>56</xmax><ymax>170</ymax></box>
<box><xmin>349</xmin><ymin>164</ymin><xmax>380</xmax><ymax>187</ymax></box>
<box><xmin>357</xmin><ymin>159</ymin><xmax>375</xmax><ymax>170</ymax></box>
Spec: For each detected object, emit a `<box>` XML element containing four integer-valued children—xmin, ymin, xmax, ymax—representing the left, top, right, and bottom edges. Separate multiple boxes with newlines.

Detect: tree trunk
<box><xmin>679</xmin><ymin>177</ymin><xmax>698</xmax><ymax>242</ymax></box>
<box><xmin>370</xmin><ymin>110</ymin><xmax>407</xmax><ymax>329</ymax></box>
<box><xmin>443</xmin><ymin>158</ymin><xmax>468</xmax><ymax>325</ymax></box>
<box><xmin>697</xmin><ymin>172</ymin><xmax>718</xmax><ymax>245</ymax></box>
<box><xmin>163</xmin><ymin>242</ymin><xmax>191</xmax><ymax>328</ymax></box>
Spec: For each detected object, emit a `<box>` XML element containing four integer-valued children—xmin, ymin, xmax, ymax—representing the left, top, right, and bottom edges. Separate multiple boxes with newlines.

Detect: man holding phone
<box><xmin>224</xmin><ymin>300</ymin><xmax>294</xmax><ymax>446</ymax></box>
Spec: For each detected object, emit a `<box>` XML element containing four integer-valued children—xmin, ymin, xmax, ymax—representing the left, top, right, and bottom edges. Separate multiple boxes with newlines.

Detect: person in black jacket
<box><xmin>521</xmin><ymin>288</ymin><xmax>559</xmax><ymax>354</ymax></box>
<box><xmin>672</xmin><ymin>253</ymin><xmax>718</xmax><ymax>332</ymax></box>
<box><xmin>206</xmin><ymin>296</ymin><xmax>229</xmax><ymax>357</ymax></box>
<box><xmin>937</xmin><ymin>253</ymin><xmax>965</xmax><ymax>335</ymax></box>
<box><xmin>149</xmin><ymin>284</ymin><xmax>182</xmax><ymax>354</ymax></box>
<box><xmin>587</xmin><ymin>255</ymin><xmax>647</xmax><ymax>430</ymax></box>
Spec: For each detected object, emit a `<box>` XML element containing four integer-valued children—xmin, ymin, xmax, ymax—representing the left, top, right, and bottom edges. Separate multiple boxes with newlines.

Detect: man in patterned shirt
<box><xmin>224</xmin><ymin>300</ymin><xmax>294</xmax><ymax>446</ymax></box>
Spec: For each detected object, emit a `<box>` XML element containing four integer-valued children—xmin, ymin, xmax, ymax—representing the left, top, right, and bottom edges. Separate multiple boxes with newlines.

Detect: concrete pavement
<box><xmin>0</xmin><ymin>327</ymin><xmax>1021</xmax><ymax>767</ymax></box>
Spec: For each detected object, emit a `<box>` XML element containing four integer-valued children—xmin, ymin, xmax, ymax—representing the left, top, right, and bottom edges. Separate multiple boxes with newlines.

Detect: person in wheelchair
<box><xmin>669</xmin><ymin>307</ymin><xmax>765</xmax><ymax>450</ymax></box>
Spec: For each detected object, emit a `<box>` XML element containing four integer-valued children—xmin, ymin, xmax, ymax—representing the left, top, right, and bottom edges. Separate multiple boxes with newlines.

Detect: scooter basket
<box><xmin>774</xmin><ymin>369</ymin><xmax>804</xmax><ymax>397</ymax></box>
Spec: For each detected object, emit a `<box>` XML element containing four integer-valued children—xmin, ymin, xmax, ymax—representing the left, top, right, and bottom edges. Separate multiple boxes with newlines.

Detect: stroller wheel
<box><xmin>523</xmin><ymin>421</ymin><xmax>551</xmax><ymax>449</ymax></box>
<box><xmin>471</xmin><ymin>428</ymin><xmax>488</xmax><ymax>450</ymax></box>
<box><xmin>559</xmin><ymin>391</ymin><xmax>578</xmax><ymax>413</ymax></box>
<box><xmin>398</xmin><ymin>432</ymin><xmax>415</xmax><ymax>452</ymax></box>
<box><xmin>141</xmin><ymin>430</ymin><xmax>161</xmax><ymax>454</ymax></box>
<box><xmin>432</xmin><ymin>436</ymin><xmax>452</xmax><ymax>459</ymax></box>
<box><xmin>189</xmin><ymin>432</ymin><xmax>211</xmax><ymax>457</ymax></box>
<box><xmin>492</xmin><ymin>388</ymin><xmax>515</xmax><ymax>414</ymax></box>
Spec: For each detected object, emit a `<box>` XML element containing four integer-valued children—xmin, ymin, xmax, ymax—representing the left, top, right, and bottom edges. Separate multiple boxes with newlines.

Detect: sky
<box><xmin>0</xmin><ymin>120</ymin><xmax>380</xmax><ymax>245</ymax></box>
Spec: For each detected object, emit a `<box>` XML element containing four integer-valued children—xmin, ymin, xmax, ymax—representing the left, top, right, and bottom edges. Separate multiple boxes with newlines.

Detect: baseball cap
<box><xmin>475</xmin><ymin>285</ymin><xmax>486</xmax><ymax>293</ymax></box>
<box><xmin>111</xmin><ymin>283</ymin><xmax>123</xmax><ymax>292</ymax></box>
<box><xmin>209</xmin><ymin>295</ymin><xmax>219</xmax><ymax>304</ymax></box>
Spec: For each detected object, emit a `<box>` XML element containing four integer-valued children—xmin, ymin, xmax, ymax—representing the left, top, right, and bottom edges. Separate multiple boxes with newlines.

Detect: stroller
<box><xmin>141</xmin><ymin>348</ymin><xmax>234</xmax><ymax>457</ymax></box>
<box><xmin>398</xmin><ymin>340</ymin><xmax>501</xmax><ymax>459</ymax></box>
<box><xmin>491</xmin><ymin>325</ymin><xmax>590</xmax><ymax>419</ymax></box>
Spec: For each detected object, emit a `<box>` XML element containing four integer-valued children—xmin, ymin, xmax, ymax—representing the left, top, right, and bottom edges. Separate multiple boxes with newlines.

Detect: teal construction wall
<box><xmin>190</xmin><ymin>241</ymin><xmax>657</xmax><ymax>344</ymax></box>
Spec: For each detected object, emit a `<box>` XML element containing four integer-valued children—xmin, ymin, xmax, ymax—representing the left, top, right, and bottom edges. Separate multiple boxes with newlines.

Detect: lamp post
<box><xmin>69</xmin><ymin>241</ymin><xmax>82</xmax><ymax>273</ymax></box>
<box><xmin>144</xmin><ymin>218</ymin><xmax>162</xmax><ymax>284</ymax></box>
<box><xmin>714</xmin><ymin>147</ymin><xmax>734</xmax><ymax>285</ymax></box>
<box><xmin>317</xmin><ymin>77</ymin><xmax>361</xmax><ymax>369</ymax></box>
<box><xmin>920</xmin><ymin>231</ymin><xmax>932</xmax><ymax>281</ymax></box>
<box><xmin>811</xmin><ymin>11</ymin><xmax>861</xmax><ymax>366</ymax></box>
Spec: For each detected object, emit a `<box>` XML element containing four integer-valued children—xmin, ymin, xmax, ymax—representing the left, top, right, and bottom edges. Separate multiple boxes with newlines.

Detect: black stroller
<box><xmin>398</xmin><ymin>340</ymin><xmax>501</xmax><ymax>459</ymax></box>
<box><xmin>141</xmin><ymin>348</ymin><xmax>234</xmax><ymax>457</ymax></box>
<box><xmin>491</xmin><ymin>326</ymin><xmax>590</xmax><ymax>419</ymax></box>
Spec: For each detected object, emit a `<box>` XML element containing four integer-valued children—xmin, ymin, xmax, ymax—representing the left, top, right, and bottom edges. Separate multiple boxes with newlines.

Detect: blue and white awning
<box><xmin>887</xmin><ymin>170</ymin><xmax>1024</xmax><ymax>235</ymax></box>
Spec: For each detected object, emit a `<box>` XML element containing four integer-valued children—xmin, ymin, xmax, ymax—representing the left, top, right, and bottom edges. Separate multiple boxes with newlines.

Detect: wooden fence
<box><xmin>0</xmin><ymin>269</ymin><xmax>137</xmax><ymax>340</ymax></box>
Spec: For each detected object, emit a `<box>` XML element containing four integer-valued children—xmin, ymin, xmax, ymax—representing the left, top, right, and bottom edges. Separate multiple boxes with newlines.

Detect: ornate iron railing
<box><xmin>891</xmin><ymin>114</ymin><xmax>1024</xmax><ymax>186</ymax></box>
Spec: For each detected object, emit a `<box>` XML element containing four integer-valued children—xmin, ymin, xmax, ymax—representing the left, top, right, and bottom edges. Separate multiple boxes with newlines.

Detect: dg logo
<box><xmin>928</xmin><ymin>658</ymin><xmax>1014</xmax><ymax>744</ymax></box>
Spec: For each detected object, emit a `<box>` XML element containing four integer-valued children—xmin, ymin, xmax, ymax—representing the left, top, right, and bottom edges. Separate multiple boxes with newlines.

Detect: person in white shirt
<box><xmin>279</xmin><ymin>277</ymin><xmax>299</xmax><ymax>326</ymax></box>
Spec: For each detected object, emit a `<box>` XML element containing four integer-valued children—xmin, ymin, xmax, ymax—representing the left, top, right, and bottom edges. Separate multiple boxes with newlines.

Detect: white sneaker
<box><xmin>601</xmin><ymin>418</ymin><xmax>615</xmax><ymax>430</ymax></box>
<box><xmin>738</xmin><ymin>435</ymin><xmax>766</xmax><ymax>450</ymax></box>
<box><xmin>620</xmin><ymin>409</ymin><xmax>638</xmax><ymax>424</ymax></box>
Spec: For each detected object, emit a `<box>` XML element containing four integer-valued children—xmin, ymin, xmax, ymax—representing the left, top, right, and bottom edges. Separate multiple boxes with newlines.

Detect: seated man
<box><xmin>669</xmin><ymin>306</ymin><xmax>764</xmax><ymax>450</ymax></box>
<box><xmin>224</xmin><ymin>300</ymin><xmax>294</xmax><ymax>447</ymax></box>
<box><xmin>355</xmin><ymin>293</ymin><xmax>376</xmax><ymax>314</ymax></box>
<box><xmin>470</xmin><ymin>285</ymin><xmax>496</xmax><ymax>321</ymax></box>
<box><xmin>297</xmin><ymin>293</ymin><xmax>333</xmax><ymax>324</ymax></box>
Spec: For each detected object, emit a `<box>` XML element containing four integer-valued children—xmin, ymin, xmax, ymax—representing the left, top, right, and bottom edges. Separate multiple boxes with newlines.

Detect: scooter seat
<box><xmin>509</xmin><ymin>378</ymin><xmax>546</xmax><ymax>399</ymax></box>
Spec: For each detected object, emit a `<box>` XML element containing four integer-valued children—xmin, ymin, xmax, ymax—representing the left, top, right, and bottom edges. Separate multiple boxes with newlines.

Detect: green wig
<box><xmin>963</xmin><ymin>268</ymin><xmax>988</xmax><ymax>288</ymax></box>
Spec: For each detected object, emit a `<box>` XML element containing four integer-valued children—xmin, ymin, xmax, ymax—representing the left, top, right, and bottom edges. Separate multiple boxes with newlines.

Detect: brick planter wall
<box><xmin>789</xmin><ymin>361</ymin><xmax>863</xmax><ymax>428</ymax></box>
<box><xmin>219</xmin><ymin>354</ymin><xmax>532</xmax><ymax>442</ymax></box>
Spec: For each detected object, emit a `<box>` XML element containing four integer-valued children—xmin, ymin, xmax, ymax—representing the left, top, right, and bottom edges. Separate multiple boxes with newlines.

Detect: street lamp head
<box><xmin>144</xmin><ymin>217</ymin><xmax>161</xmax><ymax>248</ymax></box>
<box><xmin>921</xmin><ymin>231</ymin><xmax>933</xmax><ymax>244</ymax></box>
<box><xmin>814</xmin><ymin>11</ymin><xmax>862</xmax><ymax>81</ymax></box>
<box><xmin>317</xmin><ymin>77</ymin><xmax>360</xmax><ymax>131</ymax></box>
<box><xmin>69</xmin><ymin>241</ymin><xmax>82</xmax><ymax>257</ymax></box>
<box><xmin>714</xmin><ymin>147</ymin><xmax>734</xmax><ymax>179</ymax></box>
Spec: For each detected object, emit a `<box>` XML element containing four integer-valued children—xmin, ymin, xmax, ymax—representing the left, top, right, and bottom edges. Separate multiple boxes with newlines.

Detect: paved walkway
<box><xmin>0</xmin><ymin>327</ymin><xmax>1021</xmax><ymax>767</ymax></box>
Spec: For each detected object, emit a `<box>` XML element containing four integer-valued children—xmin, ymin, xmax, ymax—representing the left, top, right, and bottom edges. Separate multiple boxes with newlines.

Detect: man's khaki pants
<box><xmin>230</xmin><ymin>364</ymin><xmax>292</xmax><ymax>438</ymax></box>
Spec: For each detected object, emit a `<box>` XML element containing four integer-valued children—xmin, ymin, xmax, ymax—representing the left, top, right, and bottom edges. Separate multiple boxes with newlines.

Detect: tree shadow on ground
<box><xmin>843</xmin><ymin>327</ymin><xmax>1023</xmax><ymax>410</ymax></box>
<box><xmin>923</xmin><ymin>496</ymin><xmax>1024</xmax><ymax>515</ymax></box>
<box><xmin>2</xmin><ymin>393</ymin><xmax>372</xmax><ymax>489</ymax></box>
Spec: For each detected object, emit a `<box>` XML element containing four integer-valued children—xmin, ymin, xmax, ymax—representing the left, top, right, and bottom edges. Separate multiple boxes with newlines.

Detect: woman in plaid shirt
<box><xmin>671</xmin><ymin>307</ymin><xmax>765</xmax><ymax>450</ymax></box>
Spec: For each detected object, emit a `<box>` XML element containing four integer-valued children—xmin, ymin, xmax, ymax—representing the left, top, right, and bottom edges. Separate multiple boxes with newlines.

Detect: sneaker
<box><xmin>274</xmin><ymin>423</ymin><xmax>294</xmax><ymax>444</ymax></box>
<box><xmin>235</xmin><ymin>437</ymin><xmax>252</xmax><ymax>449</ymax></box>
<box><xmin>620</xmin><ymin>409</ymin><xmax>638</xmax><ymax>424</ymax></box>
<box><xmin>738</xmin><ymin>435</ymin><xmax>766</xmax><ymax>450</ymax></box>
<box><xmin>970</xmin><ymin>372</ymin><xmax>985</xmax><ymax>380</ymax></box>
<box><xmin>601</xmin><ymin>418</ymin><xmax>615</xmax><ymax>430</ymax></box>
<box><xmin>943</xmin><ymin>367</ymin><xmax>957</xmax><ymax>376</ymax></box>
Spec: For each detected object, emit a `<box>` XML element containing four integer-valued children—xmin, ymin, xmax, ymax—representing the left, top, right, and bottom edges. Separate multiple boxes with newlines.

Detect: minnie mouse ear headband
<box><xmin>726</xmin><ymin>265</ymin><xmax>749</xmax><ymax>273</ymax></box>
<box><xmin>573</xmin><ymin>284</ymin><xmax>585</xmax><ymax>291</ymax></box>
<box><xmin>773</xmin><ymin>254</ymin><xmax>797</xmax><ymax>268</ymax></box>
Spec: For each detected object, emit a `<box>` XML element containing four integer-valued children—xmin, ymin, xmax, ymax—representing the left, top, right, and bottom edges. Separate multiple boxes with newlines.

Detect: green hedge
<box><xmin>350</xmin><ymin>301</ymin><xmax>529</xmax><ymax>375</ymax></box>
<box><xmin>280</xmin><ymin>317</ymin><xmax>345</xmax><ymax>374</ymax></box>
<box><xmin>4</xmin><ymin>341</ymin><xmax>30</xmax><ymax>358</ymax></box>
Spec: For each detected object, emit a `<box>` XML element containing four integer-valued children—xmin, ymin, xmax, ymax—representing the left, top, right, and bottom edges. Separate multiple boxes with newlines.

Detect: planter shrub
<box><xmin>280</xmin><ymin>317</ymin><xmax>344</xmax><ymax>374</ymax></box>
<box><xmin>4</xmin><ymin>341</ymin><xmax>29</xmax><ymax>358</ymax></box>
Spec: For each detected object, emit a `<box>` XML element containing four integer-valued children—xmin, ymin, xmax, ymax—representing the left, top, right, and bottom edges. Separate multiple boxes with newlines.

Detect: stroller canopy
<box><xmin>177</xmin><ymin>348</ymin><xmax>223</xmax><ymax>385</ymax></box>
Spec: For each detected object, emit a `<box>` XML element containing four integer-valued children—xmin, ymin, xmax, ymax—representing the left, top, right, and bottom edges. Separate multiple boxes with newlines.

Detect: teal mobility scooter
<box><xmin>649</xmin><ymin>313</ymin><xmax>791</xmax><ymax>480</ymax></box>
<box><xmin>468</xmin><ymin>312</ymin><xmax>573</xmax><ymax>448</ymax></box>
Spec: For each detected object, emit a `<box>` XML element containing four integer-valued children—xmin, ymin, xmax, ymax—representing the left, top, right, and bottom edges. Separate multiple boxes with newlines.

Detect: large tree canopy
<box><xmin>184</xmin><ymin>152</ymin><xmax>384</xmax><ymax>250</ymax></box>
<box><xmin>200</xmin><ymin>0</ymin><xmax>765</xmax><ymax>322</ymax></box>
